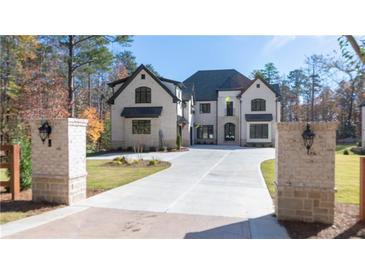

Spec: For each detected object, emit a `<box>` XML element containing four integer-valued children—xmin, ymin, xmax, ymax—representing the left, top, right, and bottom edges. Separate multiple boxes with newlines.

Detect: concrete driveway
<box><xmin>1</xmin><ymin>146</ymin><xmax>288</xmax><ymax>239</ymax></box>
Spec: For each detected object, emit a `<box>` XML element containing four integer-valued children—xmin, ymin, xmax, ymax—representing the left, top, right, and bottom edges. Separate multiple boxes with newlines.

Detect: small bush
<box><xmin>19</xmin><ymin>136</ymin><xmax>32</xmax><ymax>190</ymax></box>
<box><xmin>112</xmin><ymin>156</ymin><xmax>127</xmax><ymax>164</ymax></box>
<box><xmin>176</xmin><ymin>134</ymin><xmax>181</xmax><ymax>150</ymax></box>
<box><xmin>127</xmin><ymin>146</ymin><xmax>133</xmax><ymax>152</ymax></box>
<box><xmin>167</xmin><ymin>147</ymin><xmax>173</xmax><ymax>152</ymax></box>
<box><xmin>148</xmin><ymin>159</ymin><xmax>158</xmax><ymax>166</ymax></box>
<box><xmin>149</xmin><ymin>146</ymin><xmax>157</xmax><ymax>152</ymax></box>
<box><xmin>343</xmin><ymin>149</ymin><xmax>349</xmax><ymax>155</ymax></box>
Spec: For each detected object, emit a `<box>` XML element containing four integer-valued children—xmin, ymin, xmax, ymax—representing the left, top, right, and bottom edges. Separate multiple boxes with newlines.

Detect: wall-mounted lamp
<box><xmin>302</xmin><ymin>123</ymin><xmax>315</xmax><ymax>155</ymax></box>
<box><xmin>38</xmin><ymin>121</ymin><xmax>52</xmax><ymax>144</ymax></box>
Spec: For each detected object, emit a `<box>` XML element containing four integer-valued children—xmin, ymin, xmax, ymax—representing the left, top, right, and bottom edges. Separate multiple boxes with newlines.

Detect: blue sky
<box><xmin>119</xmin><ymin>36</ymin><xmax>341</xmax><ymax>81</ymax></box>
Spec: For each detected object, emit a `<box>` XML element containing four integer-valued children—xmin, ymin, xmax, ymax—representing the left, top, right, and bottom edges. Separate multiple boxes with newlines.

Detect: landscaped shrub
<box><xmin>127</xmin><ymin>146</ymin><xmax>133</xmax><ymax>152</ymax></box>
<box><xmin>176</xmin><ymin>134</ymin><xmax>181</xmax><ymax>150</ymax></box>
<box><xmin>343</xmin><ymin>149</ymin><xmax>349</xmax><ymax>155</ymax></box>
<box><xmin>167</xmin><ymin>147</ymin><xmax>173</xmax><ymax>152</ymax></box>
<box><xmin>19</xmin><ymin>135</ymin><xmax>32</xmax><ymax>190</ymax></box>
<box><xmin>149</xmin><ymin>146</ymin><xmax>157</xmax><ymax>152</ymax></box>
<box><xmin>148</xmin><ymin>159</ymin><xmax>158</xmax><ymax>166</ymax></box>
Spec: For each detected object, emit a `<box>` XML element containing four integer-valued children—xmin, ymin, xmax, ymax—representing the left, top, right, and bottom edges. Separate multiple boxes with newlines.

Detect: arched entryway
<box><xmin>224</xmin><ymin>123</ymin><xmax>235</xmax><ymax>141</ymax></box>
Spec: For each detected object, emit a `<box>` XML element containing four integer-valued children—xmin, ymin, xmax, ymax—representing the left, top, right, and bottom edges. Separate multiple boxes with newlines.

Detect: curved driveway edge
<box><xmin>1</xmin><ymin>145</ymin><xmax>288</xmax><ymax>239</ymax></box>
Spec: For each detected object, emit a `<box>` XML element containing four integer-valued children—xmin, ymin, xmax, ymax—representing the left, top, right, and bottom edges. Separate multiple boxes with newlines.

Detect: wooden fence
<box><xmin>360</xmin><ymin>157</ymin><xmax>365</xmax><ymax>220</ymax></box>
<box><xmin>0</xmin><ymin>144</ymin><xmax>20</xmax><ymax>200</ymax></box>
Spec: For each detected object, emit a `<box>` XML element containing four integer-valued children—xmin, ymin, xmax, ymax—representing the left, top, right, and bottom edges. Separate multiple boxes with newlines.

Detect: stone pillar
<box><xmin>31</xmin><ymin>118</ymin><xmax>88</xmax><ymax>205</ymax></box>
<box><xmin>274</xmin><ymin>122</ymin><xmax>337</xmax><ymax>224</ymax></box>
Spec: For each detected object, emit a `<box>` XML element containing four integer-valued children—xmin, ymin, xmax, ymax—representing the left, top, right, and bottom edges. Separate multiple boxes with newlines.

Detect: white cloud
<box><xmin>263</xmin><ymin>36</ymin><xmax>296</xmax><ymax>54</ymax></box>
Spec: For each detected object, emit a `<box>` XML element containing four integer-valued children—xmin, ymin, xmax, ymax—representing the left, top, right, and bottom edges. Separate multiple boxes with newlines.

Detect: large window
<box><xmin>249</xmin><ymin>124</ymin><xmax>268</xmax><ymax>139</ymax></box>
<box><xmin>199</xmin><ymin>103</ymin><xmax>211</xmax><ymax>113</ymax></box>
<box><xmin>132</xmin><ymin>120</ymin><xmax>151</xmax><ymax>134</ymax></box>
<box><xmin>197</xmin><ymin>125</ymin><xmax>214</xmax><ymax>139</ymax></box>
<box><xmin>251</xmin><ymin>99</ymin><xmax>266</xmax><ymax>111</ymax></box>
<box><xmin>224</xmin><ymin>123</ymin><xmax>235</xmax><ymax>141</ymax></box>
<box><xmin>226</xmin><ymin>101</ymin><xmax>233</xmax><ymax>116</ymax></box>
<box><xmin>135</xmin><ymin>87</ymin><xmax>151</xmax><ymax>104</ymax></box>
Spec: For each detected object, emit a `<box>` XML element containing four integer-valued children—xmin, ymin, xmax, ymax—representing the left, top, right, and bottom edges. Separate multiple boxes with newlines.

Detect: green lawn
<box><xmin>87</xmin><ymin>160</ymin><xmax>171</xmax><ymax>193</ymax></box>
<box><xmin>0</xmin><ymin>160</ymin><xmax>170</xmax><ymax>224</ymax></box>
<box><xmin>0</xmin><ymin>168</ymin><xmax>9</xmax><ymax>181</ymax></box>
<box><xmin>260</xmin><ymin>144</ymin><xmax>361</xmax><ymax>204</ymax></box>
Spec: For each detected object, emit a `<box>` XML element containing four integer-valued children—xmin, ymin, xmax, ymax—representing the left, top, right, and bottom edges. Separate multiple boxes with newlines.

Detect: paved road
<box><xmin>1</xmin><ymin>146</ymin><xmax>288</xmax><ymax>239</ymax></box>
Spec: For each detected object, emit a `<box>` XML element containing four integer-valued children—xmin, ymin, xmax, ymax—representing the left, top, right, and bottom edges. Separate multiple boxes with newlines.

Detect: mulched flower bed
<box><xmin>280</xmin><ymin>204</ymin><xmax>365</xmax><ymax>239</ymax></box>
<box><xmin>105</xmin><ymin>158</ymin><xmax>170</xmax><ymax>168</ymax></box>
<box><xmin>0</xmin><ymin>188</ymin><xmax>62</xmax><ymax>224</ymax></box>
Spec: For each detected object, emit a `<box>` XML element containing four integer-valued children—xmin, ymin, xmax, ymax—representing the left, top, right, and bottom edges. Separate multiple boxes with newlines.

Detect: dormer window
<box><xmin>135</xmin><ymin>86</ymin><xmax>151</xmax><ymax>103</ymax></box>
<box><xmin>141</xmin><ymin>74</ymin><xmax>146</xmax><ymax>79</ymax></box>
<box><xmin>251</xmin><ymin>98</ymin><xmax>266</xmax><ymax>111</ymax></box>
<box><xmin>256</xmin><ymin>83</ymin><xmax>260</xmax><ymax>88</ymax></box>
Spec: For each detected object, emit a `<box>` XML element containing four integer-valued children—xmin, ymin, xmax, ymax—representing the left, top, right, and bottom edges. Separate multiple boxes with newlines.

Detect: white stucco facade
<box><xmin>109</xmin><ymin>66</ymin><xmax>280</xmax><ymax>149</ymax></box>
<box><xmin>110</xmin><ymin>67</ymin><xmax>193</xmax><ymax>149</ymax></box>
<box><xmin>240</xmin><ymin>78</ymin><xmax>280</xmax><ymax>145</ymax></box>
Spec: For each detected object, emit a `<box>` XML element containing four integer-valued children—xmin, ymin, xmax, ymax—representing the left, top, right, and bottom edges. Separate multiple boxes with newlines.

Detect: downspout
<box><xmin>239</xmin><ymin>96</ymin><xmax>242</xmax><ymax>146</ymax></box>
<box><xmin>216</xmin><ymin>95</ymin><xmax>218</xmax><ymax>145</ymax></box>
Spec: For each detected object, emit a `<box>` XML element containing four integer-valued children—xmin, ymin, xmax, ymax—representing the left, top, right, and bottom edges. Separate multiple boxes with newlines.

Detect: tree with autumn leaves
<box><xmin>79</xmin><ymin>107</ymin><xmax>104</xmax><ymax>151</ymax></box>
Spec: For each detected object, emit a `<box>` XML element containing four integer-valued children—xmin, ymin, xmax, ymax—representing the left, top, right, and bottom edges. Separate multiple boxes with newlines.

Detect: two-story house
<box><xmin>183</xmin><ymin>69</ymin><xmax>281</xmax><ymax>146</ymax></box>
<box><xmin>107</xmin><ymin>65</ymin><xmax>280</xmax><ymax>149</ymax></box>
<box><xmin>107</xmin><ymin>64</ymin><xmax>193</xmax><ymax>149</ymax></box>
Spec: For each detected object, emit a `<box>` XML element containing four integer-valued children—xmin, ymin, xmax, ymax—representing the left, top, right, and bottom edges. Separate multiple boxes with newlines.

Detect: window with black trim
<box><xmin>132</xmin><ymin>120</ymin><xmax>151</xmax><ymax>134</ymax></box>
<box><xmin>256</xmin><ymin>83</ymin><xmax>260</xmax><ymax>88</ymax></box>
<box><xmin>251</xmin><ymin>98</ymin><xmax>266</xmax><ymax>111</ymax></box>
<box><xmin>249</xmin><ymin>124</ymin><xmax>268</xmax><ymax>139</ymax></box>
<box><xmin>141</xmin><ymin>74</ymin><xmax>146</xmax><ymax>79</ymax></box>
<box><xmin>197</xmin><ymin>125</ymin><xmax>214</xmax><ymax>139</ymax></box>
<box><xmin>199</xmin><ymin>103</ymin><xmax>211</xmax><ymax>113</ymax></box>
<box><xmin>226</xmin><ymin>101</ymin><xmax>233</xmax><ymax>116</ymax></box>
<box><xmin>224</xmin><ymin>123</ymin><xmax>235</xmax><ymax>141</ymax></box>
<box><xmin>135</xmin><ymin>87</ymin><xmax>151</xmax><ymax>103</ymax></box>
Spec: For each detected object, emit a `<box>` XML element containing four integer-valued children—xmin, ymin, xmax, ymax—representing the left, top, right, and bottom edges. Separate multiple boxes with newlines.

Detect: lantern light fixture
<box><xmin>38</xmin><ymin>121</ymin><xmax>52</xmax><ymax>144</ymax></box>
<box><xmin>302</xmin><ymin>123</ymin><xmax>315</xmax><ymax>155</ymax></box>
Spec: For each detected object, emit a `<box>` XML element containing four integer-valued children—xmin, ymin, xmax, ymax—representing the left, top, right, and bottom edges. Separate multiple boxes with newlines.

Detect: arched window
<box><xmin>135</xmin><ymin>86</ymin><xmax>151</xmax><ymax>103</ymax></box>
<box><xmin>224</xmin><ymin>123</ymin><xmax>235</xmax><ymax>141</ymax></box>
<box><xmin>251</xmin><ymin>99</ymin><xmax>266</xmax><ymax>111</ymax></box>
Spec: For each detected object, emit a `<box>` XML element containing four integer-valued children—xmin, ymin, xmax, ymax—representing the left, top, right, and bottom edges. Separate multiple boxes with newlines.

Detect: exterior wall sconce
<box><xmin>302</xmin><ymin>123</ymin><xmax>315</xmax><ymax>154</ymax></box>
<box><xmin>38</xmin><ymin>121</ymin><xmax>52</xmax><ymax>144</ymax></box>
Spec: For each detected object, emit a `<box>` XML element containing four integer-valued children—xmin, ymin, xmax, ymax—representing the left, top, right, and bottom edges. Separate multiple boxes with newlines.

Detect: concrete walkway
<box><xmin>1</xmin><ymin>146</ymin><xmax>288</xmax><ymax>239</ymax></box>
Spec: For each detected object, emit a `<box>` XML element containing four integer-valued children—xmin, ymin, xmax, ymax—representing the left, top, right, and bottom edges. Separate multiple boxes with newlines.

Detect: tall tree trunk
<box><xmin>311</xmin><ymin>66</ymin><xmax>315</xmax><ymax>122</ymax></box>
<box><xmin>88</xmin><ymin>73</ymin><xmax>91</xmax><ymax>107</ymax></box>
<box><xmin>67</xmin><ymin>35</ymin><xmax>74</xmax><ymax>117</ymax></box>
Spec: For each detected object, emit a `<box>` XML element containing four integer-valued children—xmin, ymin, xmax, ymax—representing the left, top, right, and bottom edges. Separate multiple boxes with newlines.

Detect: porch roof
<box><xmin>245</xmin><ymin>114</ymin><xmax>273</xmax><ymax>122</ymax></box>
<box><xmin>121</xmin><ymin>107</ymin><xmax>163</xmax><ymax>118</ymax></box>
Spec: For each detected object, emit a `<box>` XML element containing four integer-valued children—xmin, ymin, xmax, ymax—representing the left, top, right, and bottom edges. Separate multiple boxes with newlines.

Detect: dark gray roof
<box><xmin>121</xmin><ymin>107</ymin><xmax>163</xmax><ymax>118</ymax></box>
<box><xmin>183</xmin><ymin>69</ymin><xmax>251</xmax><ymax>101</ymax></box>
<box><xmin>245</xmin><ymin>114</ymin><xmax>273</xmax><ymax>122</ymax></box>
<box><xmin>107</xmin><ymin>64</ymin><xmax>180</xmax><ymax>104</ymax></box>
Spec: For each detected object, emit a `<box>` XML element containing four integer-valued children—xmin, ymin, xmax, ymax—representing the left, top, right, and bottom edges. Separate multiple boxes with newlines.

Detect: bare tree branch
<box><xmin>345</xmin><ymin>35</ymin><xmax>365</xmax><ymax>65</ymax></box>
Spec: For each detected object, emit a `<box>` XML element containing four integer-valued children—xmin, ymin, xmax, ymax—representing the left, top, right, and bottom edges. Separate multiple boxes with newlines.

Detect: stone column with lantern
<box><xmin>31</xmin><ymin>118</ymin><xmax>88</xmax><ymax>205</ymax></box>
<box><xmin>274</xmin><ymin>122</ymin><xmax>337</xmax><ymax>224</ymax></box>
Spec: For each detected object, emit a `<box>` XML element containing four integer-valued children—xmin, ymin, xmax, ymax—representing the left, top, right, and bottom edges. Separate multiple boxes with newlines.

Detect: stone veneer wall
<box><xmin>274</xmin><ymin>122</ymin><xmax>337</xmax><ymax>224</ymax></box>
<box><xmin>31</xmin><ymin>118</ymin><xmax>88</xmax><ymax>205</ymax></box>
